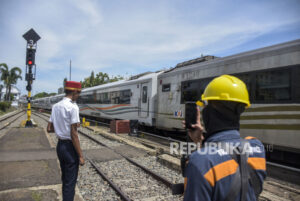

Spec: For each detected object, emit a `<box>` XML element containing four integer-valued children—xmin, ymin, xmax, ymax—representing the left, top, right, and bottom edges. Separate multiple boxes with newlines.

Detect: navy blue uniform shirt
<box><xmin>184</xmin><ymin>130</ymin><xmax>266</xmax><ymax>201</ymax></box>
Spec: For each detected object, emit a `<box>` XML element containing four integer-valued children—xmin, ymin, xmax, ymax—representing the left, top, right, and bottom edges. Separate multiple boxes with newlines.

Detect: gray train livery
<box><xmin>32</xmin><ymin>39</ymin><xmax>300</xmax><ymax>155</ymax></box>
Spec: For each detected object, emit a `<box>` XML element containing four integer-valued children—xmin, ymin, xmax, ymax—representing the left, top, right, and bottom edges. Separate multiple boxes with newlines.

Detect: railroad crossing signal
<box><xmin>23</xmin><ymin>28</ymin><xmax>41</xmax><ymax>127</ymax></box>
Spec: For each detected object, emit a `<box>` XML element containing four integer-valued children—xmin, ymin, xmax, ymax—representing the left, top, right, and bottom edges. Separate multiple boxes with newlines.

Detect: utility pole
<box><xmin>70</xmin><ymin>60</ymin><xmax>72</xmax><ymax>81</ymax></box>
<box><xmin>23</xmin><ymin>28</ymin><xmax>41</xmax><ymax>127</ymax></box>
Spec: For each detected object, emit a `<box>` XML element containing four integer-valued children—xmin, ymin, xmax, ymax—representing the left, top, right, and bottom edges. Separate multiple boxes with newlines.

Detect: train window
<box><xmin>162</xmin><ymin>84</ymin><xmax>171</xmax><ymax>92</ymax></box>
<box><xmin>77</xmin><ymin>96</ymin><xmax>83</xmax><ymax>104</ymax></box>
<box><xmin>111</xmin><ymin>91</ymin><xmax>120</xmax><ymax>104</ymax></box>
<box><xmin>87</xmin><ymin>94</ymin><xmax>94</xmax><ymax>104</ymax></box>
<box><xmin>102</xmin><ymin>93</ymin><xmax>110</xmax><ymax>104</ymax></box>
<box><xmin>120</xmin><ymin>90</ymin><xmax>131</xmax><ymax>104</ymax></box>
<box><xmin>181</xmin><ymin>78</ymin><xmax>211</xmax><ymax>103</ymax></box>
<box><xmin>79</xmin><ymin>93</ymin><xmax>92</xmax><ymax>104</ymax></box>
<box><xmin>50</xmin><ymin>98</ymin><xmax>56</xmax><ymax>104</ymax></box>
<box><xmin>95</xmin><ymin>90</ymin><xmax>131</xmax><ymax>104</ymax></box>
<box><xmin>235</xmin><ymin>74</ymin><xmax>251</xmax><ymax>92</ymax></box>
<box><xmin>292</xmin><ymin>66</ymin><xmax>300</xmax><ymax>102</ymax></box>
<box><xmin>255</xmin><ymin>69</ymin><xmax>291</xmax><ymax>102</ymax></box>
<box><xmin>97</xmin><ymin>93</ymin><xmax>104</xmax><ymax>104</ymax></box>
<box><xmin>142</xmin><ymin>86</ymin><xmax>147</xmax><ymax>103</ymax></box>
<box><xmin>235</xmin><ymin>73</ymin><xmax>253</xmax><ymax>101</ymax></box>
<box><xmin>95</xmin><ymin>91</ymin><xmax>102</xmax><ymax>103</ymax></box>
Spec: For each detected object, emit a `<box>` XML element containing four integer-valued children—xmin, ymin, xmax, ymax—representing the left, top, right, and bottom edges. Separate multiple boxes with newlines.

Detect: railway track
<box><xmin>33</xmin><ymin>111</ymin><xmax>184</xmax><ymax>200</ymax></box>
<box><xmin>0</xmin><ymin>110</ymin><xmax>25</xmax><ymax>131</ymax></box>
<box><xmin>266</xmin><ymin>161</ymin><xmax>300</xmax><ymax>186</ymax></box>
<box><xmin>82</xmin><ymin>117</ymin><xmax>182</xmax><ymax>144</ymax></box>
<box><xmin>34</xmin><ymin>111</ymin><xmax>300</xmax><ymax>200</ymax></box>
<box><xmin>259</xmin><ymin>178</ymin><xmax>300</xmax><ymax>201</ymax></box>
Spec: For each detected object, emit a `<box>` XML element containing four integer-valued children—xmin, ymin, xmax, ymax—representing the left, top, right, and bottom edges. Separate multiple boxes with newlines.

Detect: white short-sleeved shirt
<box><xmin>49</xmin><ymin>97</ymin><xmax>80</xmax><ymax>140</ymax></box>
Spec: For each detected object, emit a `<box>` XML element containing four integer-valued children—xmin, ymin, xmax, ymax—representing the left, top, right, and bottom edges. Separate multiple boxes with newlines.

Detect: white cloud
<box><xmin>1</xmin><ymin>0</ymin><xmax>300</xmax><ymax>95</ymax></box>
<box><xmin>68</xmin><ymin>0</ymin><xmax>102</xmax><ymax>25</ymax></box>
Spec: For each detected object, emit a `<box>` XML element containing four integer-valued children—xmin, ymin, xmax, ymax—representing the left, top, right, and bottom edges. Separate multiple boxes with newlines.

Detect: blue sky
<box><xmin>0</xmin><ymin>0</ymin><xmax>300</xmax><ymax>95</ymax></box>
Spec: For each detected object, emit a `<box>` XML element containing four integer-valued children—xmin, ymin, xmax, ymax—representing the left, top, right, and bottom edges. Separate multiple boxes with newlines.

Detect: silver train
<box><xmin>32</xmin><ymin>39</ymin><xmax>300</xmax><ymax>154</ymax></box>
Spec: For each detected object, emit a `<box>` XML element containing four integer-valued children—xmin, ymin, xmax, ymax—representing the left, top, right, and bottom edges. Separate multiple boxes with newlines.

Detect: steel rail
<box><xmin>32</xmin><ymin>112</ymin><xmax>48</xmax><ymax>121</ymax></box>
<box><xmin>87</xmin><ymin>157</ymin><xmax>132</xmax><ymax>201</ymax></box>
<box><xmin>267</xmin><ymin>161</ymin><xmax>300</xmax><ymax>173</ymax></box>
<box><xmin>140</xmin><ymin>130</ymin><xmax>183</xmax><ymax>143</ymax></box>
<box><xmin>34</xmin><ymin>111</ymin><xmax>49</xmax><ymax>117</ymax></box>
<box><xmin>80</xmin><ymin>117</ymin><xmax>110</xmax><ymax>126</ymax></box>
<box><xmin>0</xmin><ymin>110</ymin><xmax>25</xmax><ymax>122</ymax></box>
<box><xmin>32</xmin><ymin>112</ymin><xmax>132</xmax><ymax>200</ymax></box>
<box><xmin>78</xmin><ymin>131</ymin><xmax>178</xmax><ymax>190</ymax></box>
<box><xmin>0</xmin><ymin>111</ymin><xmax>26</xmax><ymax>130</ymax></box>
<box><xmin>266</xmin><ymin>161</ymin><xmax>300</xmax><ymax>185</ymax></box>
<box><xmin>34</xmin><ymin>112</ymin><xmax>184</xmax><ymax>194</ymax></box>
<box><xmin>40</xmin><ymin>110</ymin><xmax>182</xmax><ymax>143</ymax></box>
<box><xmin>83</xmin><ymin>119</ymin><xmax>182</xmax><ymax>144</ymax></box>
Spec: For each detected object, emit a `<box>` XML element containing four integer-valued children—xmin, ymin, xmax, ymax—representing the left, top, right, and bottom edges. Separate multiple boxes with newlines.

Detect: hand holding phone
<box><xmin>185</xmin><ymin>102</ymin><xmax>197</xmax><ymax>129</ymax></box>
<box><xmin>184</xmin><ymin>102</ymin><xmax>204</xmax><ymax>144</ymax></box>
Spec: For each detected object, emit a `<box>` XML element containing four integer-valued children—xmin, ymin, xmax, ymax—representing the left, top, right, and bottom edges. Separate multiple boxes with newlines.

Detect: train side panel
<box><xmin>78</xmin><ymin>72</ymin><xmax>162</xmax><ymax>126</ymax></box>
<box><xmin>156</xmin><ymin>40</ymin><xmax>300</xmax><ymax>152</ymax></box>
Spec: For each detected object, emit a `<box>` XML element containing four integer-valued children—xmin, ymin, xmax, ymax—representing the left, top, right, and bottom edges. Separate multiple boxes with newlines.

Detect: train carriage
<box><xmin>77</xmin><ymin>71</ymin><xmax>162</xmax><ymax>126</ymax></box>
<box><xmin>156</xmin><ymin>39</ymin><xmax>300</xmax><ymax>154</ymax></box>
<box><xmin>35</xmin><ymin>97</ymin><xmax>50</xmax><ymax>110</ymax></box>
<box><xmin>32</xmin><ymin>39</ymin><xmax>300</xmax><ymax>161</ymax></box>
<box><xmin>49</xmin><ymin>94</ymin><xmax>64</xmax><ymax>108</ymax></box>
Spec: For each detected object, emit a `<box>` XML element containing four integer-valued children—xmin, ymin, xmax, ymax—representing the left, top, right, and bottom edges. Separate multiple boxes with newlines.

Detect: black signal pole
<box><xmin>23</xmin><ymin>28</ymin><xmax>41</xmax><ymax>127</ymax></box>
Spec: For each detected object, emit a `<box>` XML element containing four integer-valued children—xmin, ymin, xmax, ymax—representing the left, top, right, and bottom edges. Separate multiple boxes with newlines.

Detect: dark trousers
<box><xmin>56</xmin><ymin>140</ymin><xmax>79</xmax><ymax>201</ymax></box>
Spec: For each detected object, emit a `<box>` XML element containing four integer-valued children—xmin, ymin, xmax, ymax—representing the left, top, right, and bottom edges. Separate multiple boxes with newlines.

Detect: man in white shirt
<box><xmin>47</xmin><ymin>81</ymin><xmax>84</xmax><ymax>201</ymax></box>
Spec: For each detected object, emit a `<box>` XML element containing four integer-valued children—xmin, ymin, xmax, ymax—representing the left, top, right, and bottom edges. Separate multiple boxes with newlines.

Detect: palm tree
<box><xmin>0</xmin><ymin>63</ymin><xmax>22</xmax><ymax>101</ymax></box>
<box><xmin>0</xmin><ymin>63</ymin><xmax>9</xmax><ymax>100</ymax></box>
<box><xmin>0</xmin><ymin>84</ymin><xmax>3</xmax><ymax>101</ymax></box>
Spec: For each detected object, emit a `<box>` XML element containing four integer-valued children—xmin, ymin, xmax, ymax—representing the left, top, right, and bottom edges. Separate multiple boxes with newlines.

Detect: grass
<box><xmin>31</xmin><ymin>192</ymin><xmax>42</xmax><ymax>201</ymax></box>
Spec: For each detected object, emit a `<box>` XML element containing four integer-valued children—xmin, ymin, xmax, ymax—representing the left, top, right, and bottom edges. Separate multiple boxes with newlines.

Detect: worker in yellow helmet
<box><xmin>183</xmin><ymin>75</ymin><xmax>266</xmax><ymax>201</ymax></box>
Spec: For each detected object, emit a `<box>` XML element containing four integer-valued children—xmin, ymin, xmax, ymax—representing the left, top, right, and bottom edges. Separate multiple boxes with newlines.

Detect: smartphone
<box><xmin>185</xmin><ymin>102</ymin><xmax>197</xmax><ymax>129</ymax></box>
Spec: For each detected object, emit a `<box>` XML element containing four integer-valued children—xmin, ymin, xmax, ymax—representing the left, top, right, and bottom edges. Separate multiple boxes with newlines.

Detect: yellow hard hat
<box><xmin>196</xmin><ymin>75</ymin><xmax>251</xmax><ymax>107</ymax></box>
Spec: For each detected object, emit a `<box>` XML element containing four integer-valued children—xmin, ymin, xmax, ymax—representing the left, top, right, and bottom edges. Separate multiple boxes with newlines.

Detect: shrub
<box><xmin>0</xmin><ymin>102</ymin><xmax>11</xmax><ymax>111</ymax></box>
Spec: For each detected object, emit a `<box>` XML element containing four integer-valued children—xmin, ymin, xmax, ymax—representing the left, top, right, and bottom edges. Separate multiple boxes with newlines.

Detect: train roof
<box><xmin>81</xmin><ymin>71</ymin><xmax>163</xmax><ymax>93</ymax></box>
<box><xmin>34</xmin><ymin>71</ymin><xmax>163</xmax><ymax>101</ymax></box>
<box><xmin>159</xmin><ymin>39</ymin><xmax>300</xmax><ymax>78</ymax></box>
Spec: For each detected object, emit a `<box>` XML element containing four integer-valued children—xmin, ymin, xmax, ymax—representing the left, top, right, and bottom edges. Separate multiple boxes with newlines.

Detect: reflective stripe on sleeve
<box><xmin>204</xmin><ymin>159</ymin><xmax>239</xmax><ymax>187</ymax></box>
<box><xmin>248</xmin><ymin>157</ymin><xmax>266</xmax><ymax>171</ymax></box>
<box><xmin>245</xmin><ymin>136</ymin><xmax>256</xmax><ymax>140</ymax></box>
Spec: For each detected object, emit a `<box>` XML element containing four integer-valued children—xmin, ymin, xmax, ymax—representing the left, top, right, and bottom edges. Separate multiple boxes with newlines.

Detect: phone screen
<box><xmin>185</xmin><ymin>102</ymin><xmax>197</xmax><ymax>129</ymax></box>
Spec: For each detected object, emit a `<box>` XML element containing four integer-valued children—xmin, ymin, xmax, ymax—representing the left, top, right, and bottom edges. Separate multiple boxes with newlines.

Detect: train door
<box><xmin>139</xmin><ymin>82</ymin><xmax>149</xmax><ymax>118</ymax></box>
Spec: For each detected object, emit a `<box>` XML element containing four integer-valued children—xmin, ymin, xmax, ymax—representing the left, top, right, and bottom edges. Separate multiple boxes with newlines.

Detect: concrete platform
<box><xmin>0</xmin><ymin>160</ymin><xmax>60</xmax><ymax>191</ymax></box>
<box><xmin>0</xmin><ymin>150</ymin><xmax>57</xmax><ymax>162</ymax></box>
<box><xmin>0</xmin><ymin>127</ymin><xmax>83</xmax><ymax>201</ymax></box>
<box><xmin>0</xmin><ymin>187</ymin><xmax>59</xmax><ymax>201</ymax></box>
<box><xmin>0</xmin><ymin>128</ymin><xmax>51</xmax><ymax>151</ymax></box>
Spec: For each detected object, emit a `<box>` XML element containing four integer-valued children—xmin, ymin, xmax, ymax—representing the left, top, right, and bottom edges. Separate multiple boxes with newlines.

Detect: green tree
<box><xmin>95</xmin><ymin>72</ymin><xmax>110</xmax><ymax>85</ymax></box>
<box><xmin>81</xmin><ymin>77</ymin><xmax>90</xmax><ymax>88</ymax></box>
<box><xmin>0</xmin><ymin>63</ymin><xmax>22</xmax><ymax>101</ymax></box>
<box><xmin>109</xmin><ymin>75</ymin><xmax>123</xmax><ymax>83</ymax></box>
<box><xmin>81</xmin><ymin>71</ymin><xmax>124</xmax><ymax>88</ymax></box>
<box><xmin>34</xmin><ymin>92</ymin><xmax>49</xmax><ymax>98</ymax></box>
<box><xmin>90</xmin><ymin>71</ymin><xmax>95</xmax><ymax>86</ymax></box>
<box><xmin>33</xmin><ymin>92</ymin><xmax>57</xmax><ymax>99</ymax></box>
